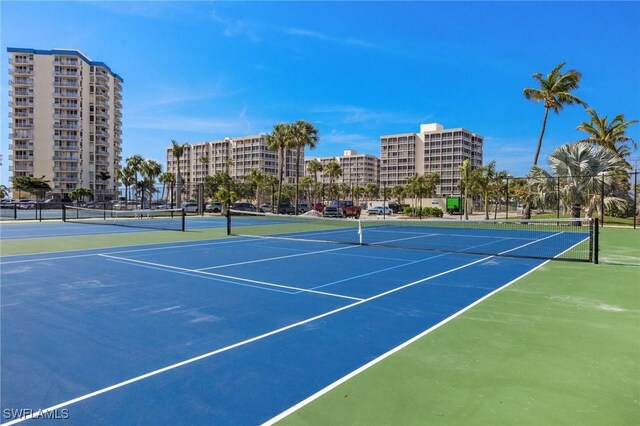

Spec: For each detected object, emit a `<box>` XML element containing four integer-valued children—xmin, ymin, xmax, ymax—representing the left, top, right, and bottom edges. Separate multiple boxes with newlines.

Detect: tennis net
<box><xmin>63</xmin><ymin>206</ymin><xmax>186</xmax><ymax>231</ymax></box>
<box><xmin>227</xmin><ymin>210</ymin><xmax>598</xmax><ymax>262</ymax></box>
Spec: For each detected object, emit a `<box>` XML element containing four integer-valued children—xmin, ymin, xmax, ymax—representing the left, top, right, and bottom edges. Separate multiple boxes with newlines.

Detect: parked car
<box><xmin>232</xmin><ymin>202</ymin><xmax>259</xmax><ymax>213</ymax></box>
<box><xmin>16</xmin><ymin>199</ymin><xmax>35</xmax><ymax>209</ymax></box>
<box><xmin>323</xmin><ymin>200</ymin><xmax>362</xmax><ymax>218</ymax></box>
<box><xmin>313</xmin><ymin>202</ymin><xmax>325</xmax><ymax>213</ymax></box>
<box><xmin>259</xmin><ymin>204</ymin><xmax>272</xmax><ymax>213</ymax></box>
<box><xmin>277</xmin><ymin>203</ymin><xmax>296</xmax><ymax>215</ymax></box>
<box><xmin>297</xmin><ymin>203</ymin><xmax>310</xmax><ymax>214</ymax></box>
<box><xmin>367</xmin><ymin>206</ymin><xmax>393</xmax><ymax>215</ymax></box>
<box><xmin>205</xmin><ymin>202</ymin><xmax>222</xmax><ymax>213</ymax></box>
<box><xmin>181</xmin><ymin>201</ymin><xmax>199</xmax><ymax>213</ymax></box>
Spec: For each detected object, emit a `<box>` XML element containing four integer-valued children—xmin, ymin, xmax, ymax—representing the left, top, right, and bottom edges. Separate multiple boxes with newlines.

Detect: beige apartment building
<box><xmin>7</xmin><ymin>48</ymin><xmax>123</xmax><ymax>199</ymax></box>
<box><xmin>166</xmin><ymin>134</ymin><xmax>302</xmax><ymax>193</ymax></box>
<box><xmin>305</xmin><ymin>150</ymin><xmax>379</xmax><ymax>186</ymax></box>
<box><xmin>380</xmin><ymin>123</ymin><xmax>483</xmax><ymax>195</ymax></box>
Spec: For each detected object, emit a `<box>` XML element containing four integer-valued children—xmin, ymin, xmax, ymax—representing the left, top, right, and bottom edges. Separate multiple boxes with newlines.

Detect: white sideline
<box><xmin>262</xmin><ymin>256</ymin><xmax>553</xmax><ymax>425</ymax></box>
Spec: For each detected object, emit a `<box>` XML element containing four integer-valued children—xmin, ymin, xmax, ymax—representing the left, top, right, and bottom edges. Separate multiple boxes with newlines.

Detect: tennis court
<box><xmin>1</xmin><ymin>214</ymin><xmax>596</xmax><ymax>424</ymax></box>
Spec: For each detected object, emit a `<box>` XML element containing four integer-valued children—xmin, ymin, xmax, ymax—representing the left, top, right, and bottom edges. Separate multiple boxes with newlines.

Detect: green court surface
<box><xmin>276</xmin><ymin>227</ymin><xmax>640</xmax><ymax>425</ymax></box>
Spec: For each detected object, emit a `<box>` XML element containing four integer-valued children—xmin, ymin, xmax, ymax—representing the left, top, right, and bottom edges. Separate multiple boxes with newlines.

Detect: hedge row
<box><xmin>402</xmin><ymin>206</ymin><xmax>444</xmax><ymax>217</ymax></box>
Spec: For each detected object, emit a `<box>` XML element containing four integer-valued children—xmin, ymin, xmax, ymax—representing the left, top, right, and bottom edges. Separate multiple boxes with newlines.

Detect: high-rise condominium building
<box><xmin>7</xmin><ymin>48</ymin><xmax>123</xmax><ymax>199</ymax></box>
<box><xmin>166</xmin><ymin>134</ymin><xmax>302</xmax><ymax>193</ymax></box>
<box><xmin>305</xmin><ymin>150</ymin><xmax>380</xmax><ymax>187</ymax></box>
<box><xmin>380</xmin><ymin>123</ymin><xmax>483</xmax><ymax>195</ymax></box>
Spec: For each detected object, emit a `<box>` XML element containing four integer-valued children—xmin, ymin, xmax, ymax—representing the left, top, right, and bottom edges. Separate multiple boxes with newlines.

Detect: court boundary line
<box><xmin>262</xmin><ymin>256</ymin><xmax>552</xmax><ymax>426</ymax></box>
<box><xmin>262</xmin><ymin>233</ymin><xmax>588</xmax><ymax>425</ymax></box>
<box><xmin>99</xmin><ymin>254</ymin><xmax>364</xmax><ymax>302</ymax></box>
<box><xmin>1</xmin><ymin>254</ymin><xmax>494</xmax><ymax>425</ymax></box>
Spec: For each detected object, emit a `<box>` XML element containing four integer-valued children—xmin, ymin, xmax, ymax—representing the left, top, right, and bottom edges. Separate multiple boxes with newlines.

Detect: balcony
<box><xmin>53</xmin><ymin>113</ymin><xmax>79</xmax><ymax>120</ymax></box>
<box><xmin>11</xmin><ymin>121</ymin><xmax>34</xmax><ymax>129</ymax></box>
<box><xmin>54</xmin><ymin>80</ymin><xmax>79</xmax><ymax>88</ymax></box>
<box><xmin>54</xmin><ymin>134</ymin><xmax>79</xmax><ymax>141</ymax></box>
<box><xmin>53</xmin><ymin>155</ymin><xmax>79</xmax><ymax>161</ymax></box>
<box><xmin>54</xmin><ymin>58</ymin><xmax>79</xmax><ymax>66</ymax></box>
<box><xmin>53</xmin><ymin>166</ymin><xmax>79</xmax><ymax>172</ymax></box>
<box><xmin>95</xmin><ymin>91</ymin><xmax>110</xmax><ymax>101</ymax></box>
<box><xmin>95</xmin><ymin>139</ymin><xmax>110</xmax><ymax>148</ymax></box>
<box><xmin>10</xmin><ymin>78</ymin><xmax>34</xmax><ymax>86</ymax></box>
<box><xmin>54</xmin><ymin>90</ymin><xmax>79</xmax><ymax>99</ymax></box>
<box><xmin>10</xmin><ymin>89</ymin><xmax>34</xmax><ymax>97</ymax></box>
<box><xmin>10</xmin><ymin>100</ymin><xmax>34</xmax><ymax>107</ymax></box>
<box><xmin>9</xmin><ymin>57</ymin><xmax>33</xmax><ymax>64</ymax></box>
<box><xmin>54</xmin><ymin>123</ymin><xmax>79</xmax><ymax>130</ymax></box>
<box><xmin>54</xmin><ymin>143</ymin><xmax>79</xmax><ymax>150</ymax></box>
<box><xmin>54</xmin><ymin>70</ymin><xmax>79</xmax><ymax>77</ymax></box>
<box><xmin>11</xmin><ymin>67</ymin><xmax>33</xmax><ymax>75</ymax></box>
<box><xmin>10</xmin><ymin>111</ymin><xmax>34</xmax><ymax>118</ymax></box>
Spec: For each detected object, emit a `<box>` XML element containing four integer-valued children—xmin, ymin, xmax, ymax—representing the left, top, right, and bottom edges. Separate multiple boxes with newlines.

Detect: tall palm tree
<box><xmin>549</xmin><ymin>143</ymin><xmax>628</xmax><ymax>219</ymax></box>
<box><xmin>266</xmin><ymin>123</ymin><xmax>292</xmax><ymax>209</ymax></box>
<box><xmin>577</xmin><ymin>108</ymin><xmax>638</xmax><ymax>165</ymax></box>
<box><xmin>524</xmin><ymin>62</ymin><xmax>587</xmax><ymax>166</ymax></box>
<box><xmin>0</xmin><ymin>184</ymin><xmax>8</xmax><ymax>199</ymax></box>
<box><xmin>200</xmin><ymin>155</ymin><xmax>210</xmax><ymax>180</ymax></box>
<box><xmin>459</xmin><ymin>159</ymin><xmax>473</xmax><ymax>220</ymax></box>
<box><xmin>171</xmin><ymin>140</ymin><xmax>187</xmax><ymax>208</ymax></box>
<box><xmin>116</xmin><ymin>165</ymin><xmax>136</xmax><ymax>209</ymax></box>
<box><xmin>247</xmin><ymin>169</ymin><xmax>266</xmax><ymax>210</ymax></box>
<box><xmin>364</xmin><ymin>183</ymin><xmax>379</xmax><ymax>208</ymax></box>
<box><xmin>141</xmin><ymin>159</ymin><xmax>162</xmax><ymax>209</ymax></box>
<box><xmin>290</xmin><ymin>120</ymin><xmax>319</xmax><ymax>214</ymax></box>
<box><xmin>96</xmin><ymin>170</ymin><xmax>110</xmax><ymax>202</ymax></box>
<box><xmin>126</xmin><ymin>155</ymin><xmax>144</xmax><ymax>191</ymax></box>
<box><xmin>159</xmin><ymin>172</ymin><xmax>175</xmax><ymax>206</ymax></box>
<box><xmin>307</xmin><ymin>159</ymin><xmax>323</xmax><ymax>205</ymax></box>
<box><xmin>323</xmin><ymin>160</ymin><xmax>342</xmax><ymax>200</ymax></box>
<box><xmin>470</xmin><ymin>161</ymin><xmax>495</xmax><ymax>220</ymax></box>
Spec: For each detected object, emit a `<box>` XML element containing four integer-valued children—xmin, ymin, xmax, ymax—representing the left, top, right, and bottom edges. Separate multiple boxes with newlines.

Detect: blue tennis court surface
<box><xmin>1</xmin><ymin>224</ymin><xmax>582</xmax><ymax>425</ymax></box>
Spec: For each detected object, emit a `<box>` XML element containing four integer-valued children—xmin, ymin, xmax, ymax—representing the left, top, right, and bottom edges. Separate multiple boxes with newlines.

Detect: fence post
<box><xmin>600</xmin><ymin>173</ymin><xmax>605</xmax><ymax>227</ymax></box>
<box><xmin>634</xmin><ymin>171</ymin><xmax>637</xmax><ymax>230</ymax></box>
<box><xmin>505</xmin><ymin>175</ymin><xmax>510</xmax><ymax>220</ymax></box>
<box><xmin>557</xmin><ymin>176</ymin><xmax>561</xmax><ymax>219</ymax></box>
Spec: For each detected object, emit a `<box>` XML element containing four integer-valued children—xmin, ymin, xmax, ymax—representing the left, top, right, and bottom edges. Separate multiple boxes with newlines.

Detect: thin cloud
<box><xmin>285</xmin><ymin>27</ymin><xmax>376</xmax><ymax>49</ymax></box>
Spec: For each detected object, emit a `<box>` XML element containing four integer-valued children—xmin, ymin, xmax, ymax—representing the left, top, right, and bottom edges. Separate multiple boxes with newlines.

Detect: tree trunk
<box><xmin>533</xmin><ymin>107</ymin><xmax>550</xmax><ymax>166</ymax></box>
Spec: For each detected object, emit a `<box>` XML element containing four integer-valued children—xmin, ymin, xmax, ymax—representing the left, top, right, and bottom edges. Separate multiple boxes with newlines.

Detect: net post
<box><xmin>593</xmin><ymin>217</ymin><xmax>599</xmax><ymax>264</ymax></box>
<box><xmin>62</xmin><ymin>204</ymin><xmax>67</xmax><ymax>222</ymax></box>
<box><xmin>181</xmin><ymin>208</ymin><xmax>186</xmax><ymax>231</ymax></box>
<box><xmin>226</xmin><ymin>208</ymin><xmax>231</xmax><ymax>236</ymax></box>
<box><xmin>357</xmin><ymin>219</ymin><xmax>363</xmax><ymax>245</ymax></box>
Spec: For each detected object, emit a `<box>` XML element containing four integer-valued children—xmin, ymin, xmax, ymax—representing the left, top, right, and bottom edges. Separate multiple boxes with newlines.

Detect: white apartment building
<box><xmin>7</xmin><ymin>48</ymin><xmax>123</xmax><ymax>199</ymax></box>
<box><xmin>305</xmin><ymin>150</ymin><xmax>379</xmax><ymax>186</ymax></box>
<box><xmin>380</xmin><ymin>123</ymin><xmax>483</xmax><ymax>195</ymax></box>
<box><xmin>166</xmin><ymin>134</ymin><xmax>302</xmax><ymax>193</ymax></box>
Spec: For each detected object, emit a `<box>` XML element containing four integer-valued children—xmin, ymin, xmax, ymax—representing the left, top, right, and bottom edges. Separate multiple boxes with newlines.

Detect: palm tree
<box><xmin>307</xmin><ymin>159</ymin><xmax>324</xmax><ymax>205</ymax></box>
<box><xmin>470</xmin><ymin>161</ymin><xmax>495</xmax><ymax>220</ymax></box>
<box><xmin>96</xmin><ymin>170</ymin><xmax>110</xmax><ymax>201</ymax></box>
<box><xmin>200</xmin><ymin>155</ymin><xmax>210</xmax><ymax>179</ymax></box>
<box><xmin>488</xmin><ymin>169</ymin><xmax>509</xmax><ymax>219</ymax></box>
<box><xmin>115</xmin><ymin>166</ymin><xmax>136</xmax><ymax>209</ymax></box>
<box><xmin>549</xmin><ymin>143</ymin><xmax>628</xmax><ymax>219</ymax></box>
<box><xmin>299</xmin><ymin>175</ymin><xmax>313</xmax><ymax>207</ymax></box>
<box><xmin>524</xmin><ymin>62</ymin><xmax>587</xmax><ymax>166</ymax></box>
<box><xmin>577</xmin><ymin>108</ymin><xmax>638</xmax><ymax>165</ymax></box>
<box><xmin>459</xmin><ymin>159</ymin><xmax>473</xmax><ymax>220</ymax></box>
<box><xmin>247</xmin><ymin>169</ymin><xmax>266</xmax><ymax>210</ymax></box>
<box><xmin>141</xmin><ymin>159</ymin><xmax>162</xmax><ymax>209</ymax></box>
<box><xmin>158</xmin><ymin>172</ymin><xmax>175</xmax><ymax>206</ymax></box>
<box><xmin>323</xmin><ymin>160</ymin><xmax>342</xmax><ymax>200</ymax></box>
<box><xmin>171</xmin><ymin>140</ymin><xmax>187</xmax><ymax>208</ymax></box>
<box><xmin>69</xmin><ymin>187</ymin><xmax>93</xmax><ymax>205</ymax></box>
<box><xmin>266</xmin><ymin>123</ymin><xmax>292</xmax><ymax>209</ymax></box>
<box><xmin>364</xmin><ymin>183</ymin><xmax>379</xmax><ymax>208</ymax></box>
<box><xmin>0</xmin><ymin>184</ymin><xmax>8</xmax><ymax>199</ymax></box>
<box><xmin>290</xmin><ymin>120</ymin><xmax>319</xmax><ymax>214</ymax></box>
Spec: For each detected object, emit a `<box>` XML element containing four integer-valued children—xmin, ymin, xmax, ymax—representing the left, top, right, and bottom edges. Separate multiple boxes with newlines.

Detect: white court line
<box><xmin>2</xmin><ymin>253</ymin><xmax>493</xmax><ymax>425</ymax></box>
<box><xmin>196</xmin><ymin>243</ymin><xmax>362</xmax><ymax>271</ymax></box>
<box><xmin>263</xmin><ymin>257</ymin><xmax>550</xmax><ymax>425</ymax></box>
<box><xmin>263</xmin><ymin>231</ymin><xmax>590</xmax><ymax>425</ymax></box>
<box><xmin>99</xmin><ymin>254</ymin><xmax>363</xmax><ymax>302</ymax></box>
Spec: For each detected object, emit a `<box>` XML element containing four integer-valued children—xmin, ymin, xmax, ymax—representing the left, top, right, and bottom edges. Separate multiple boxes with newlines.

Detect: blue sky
<box><xmin>1</xmin><ymin>1</ymin><xmax>639</xmax><ymax>186</ymax></box>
